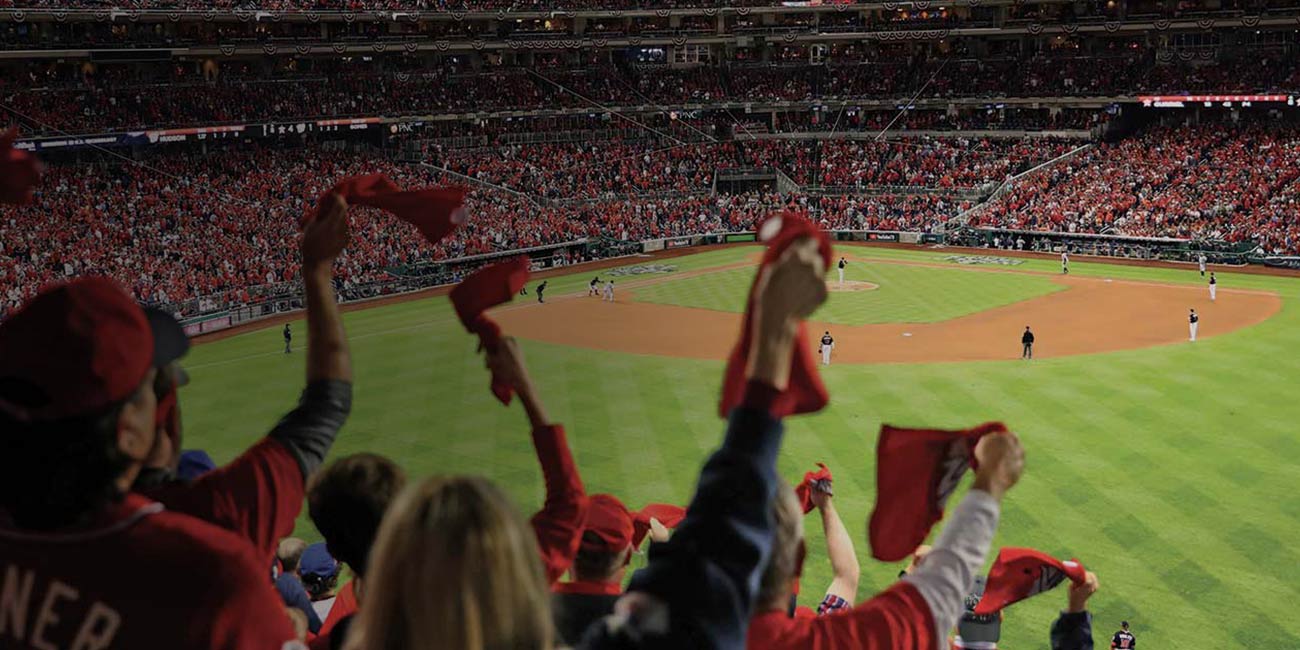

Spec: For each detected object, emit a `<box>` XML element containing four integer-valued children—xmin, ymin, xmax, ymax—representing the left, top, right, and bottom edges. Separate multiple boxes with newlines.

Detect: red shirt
<box><xmin>746</xmin><ymin>583</ymin><xmax>935</xmax><ymax>650</ymax></box>
<box><xmin>553</xmin><ymin>580</ymin><xmax>623</xmax><ymax>596</ymax></box>
<box><xmin>139</xmin><ymin>438</ymin><xmax>304</xmax><ymax>568</ymax></box>
<box><xmin>529</xmin><ymin>424</ymin><xmax>587</xmax><ymax>584</ymax></box>
<box><xmin>0</xmin><ymin>493</ymin><xmax>300</xmax><ymax>649</ymax></box>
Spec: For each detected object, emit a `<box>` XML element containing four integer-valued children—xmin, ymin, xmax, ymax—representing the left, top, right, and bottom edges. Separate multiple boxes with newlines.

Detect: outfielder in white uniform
<box><xmin>819</xmin><ymin>331</ymin><xmax>835</xmax><ymax>365</ymax></box>
<box><xmin>1198</xmin><ymin>253</ymin><xmax>1207</xmax><ymax>277</ymax></box>
<box><xmin>837</xmin><ymin>257</ymin><xmax>847</xmax><ymax>286</ymax></box>
<box><xmin>603</xmin><ymin>280</ymin><xmax>615</xmax><ymax>302</ymax></box>
<box><xmin>1208</xmin><ymin>272</ymin><xmax>1217</xmax><ymax>302</ymax></box>
<box><xmin>1061</xmin><ymin>251</ymin><xmax>1069</xmax><ymax>274</ymax></box>
<box><xmin>1189</xmin><ymin>308</ymin><xmax>1199</xmax><ymax>342</ymax></box>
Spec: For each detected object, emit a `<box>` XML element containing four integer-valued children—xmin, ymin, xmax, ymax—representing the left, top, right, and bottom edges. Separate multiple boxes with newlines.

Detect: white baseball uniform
<box><xmin>1198</xmin><ymin>254</ymin><xmax>1207</xmax><ymax>275</ymax></box>
<box><xmin>1189</xmin><ymin>312</ymin><xmax>1199</xmax><ymax>341</ymax></box>
<box><xmin>837</xmin><ymin>259</ymin><xmax>846</xmax><ymax>285</ymax></box>
<box><xmin>1209</xmin><ymin>276</ymin><xmax>1217</xmax><ymax>301</ymax></box>
<box><xmin>603</xmin><ymin>281</ymin><xmax>615</xmax><ymax>302</ymax></box>
<box><xmin>820</xmin><ymin>334</ymin><xmax>834</xmax><ymax>365</ymax></box>
<box><xmin>1061</xmin><ymin>252</ymin><xmax>1069</xmax><ymax>274</ymax></box>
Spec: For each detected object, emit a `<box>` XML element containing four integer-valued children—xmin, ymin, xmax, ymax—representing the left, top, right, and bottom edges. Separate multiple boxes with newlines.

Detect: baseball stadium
<box><xmin>3</xmin><ymin>3</ymin><xmax>1300</xmax><ymax>650</ymax></box>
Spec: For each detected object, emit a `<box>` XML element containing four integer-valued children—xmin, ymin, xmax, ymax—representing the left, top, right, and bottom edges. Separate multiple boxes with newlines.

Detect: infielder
<box><xmin>1198</xmin><ymin>253</ymin><xmax>1207</xmax><ymax>277</ymax></box>
<box><xmin>588</xmin><ymin>276</ymin><xmax>601</xmax><ymax>296</ymax></box>
<box><xmin>819</xmin><ymin>331</ymin><xmax>834</xmax><ymax>365</ymax></box>
<box><xmin>1061</xmin><ymin>250</ymin><xmax>1070</xmax><ymax>274</ymax></box>
<box><xmin>837</xmin><ymin>257</ymin><xmax>847</xmax><ymax>286</ymax></box>
<box><xmin>1208</xmin><ymin>272</ymin><xmax>1217</xmax><ymax>302</ymax></box>
<box><xmin>1189</xmin><ymin>308</ymin><xmax>1199</xmax><ymax>342</ymax></box>
<box><xmin>536</xmin><ymin>280</ymin><xmax>547</xmax><ymax>304</ymax></box>
<box><xmin>603</xmin><ymin>280</ymin><xmax>615</xmax><ymax>302</ymax></box>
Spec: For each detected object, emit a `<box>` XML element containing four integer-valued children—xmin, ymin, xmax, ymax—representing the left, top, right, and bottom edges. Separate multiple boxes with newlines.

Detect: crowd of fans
<box><xmin>9</xmin><ymin>119</ymin><xmax>1300</xmax><ymax>321</ymax></box>
<box><xmin>6</xmin><ymin>50</ymin><xmax>1297</xmax><ymax>134</ymax></box>
<box><xmin>971</xmin><ymin>124</ymin><xmax>1300</xmax><ymax>255</ymax></box>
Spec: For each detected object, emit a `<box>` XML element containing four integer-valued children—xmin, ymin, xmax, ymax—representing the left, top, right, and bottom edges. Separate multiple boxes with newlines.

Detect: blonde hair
<box><xmin>344</xmin><ymin>476</ymin><xmax>555</xmax><ymax>650</ymax></box>
<box><xmin>757</xmin><ymin>480</ymin><xmax>804</xmax><ymax>608</ymax></box>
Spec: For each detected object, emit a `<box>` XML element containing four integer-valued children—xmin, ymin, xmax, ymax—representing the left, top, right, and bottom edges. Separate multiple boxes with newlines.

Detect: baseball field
<box><xmin>182</xmin><ymin>244</ymin><xmax>1300</xmax><ymax>649</ymax></box>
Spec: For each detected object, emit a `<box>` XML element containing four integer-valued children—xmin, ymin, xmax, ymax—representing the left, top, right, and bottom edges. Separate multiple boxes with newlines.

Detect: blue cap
<box><xmin>177</xmin><ymin>450</ymin><xmax>216</xmax><ymax>481</ymax></box>
<box><xmin>300</xmin><ymin>542</ymin><xmax>340</xmax><ymax>577</ymax></box>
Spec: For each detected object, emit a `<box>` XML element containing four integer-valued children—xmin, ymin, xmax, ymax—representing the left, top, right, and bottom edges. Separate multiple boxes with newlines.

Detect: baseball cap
<box><xmin>581</xmin><ymin>494</ymin><xmax>635</xmax><ymax>553</ymax></box>
<box><xmin>300</xmin><ymin>542</ymin><xmax>340</xmax><ymax>577</ymax></box>
<box><xmin>0</xmin><ymin>277</ymin><xmax>189</xmax><ymax>422</ymax></box>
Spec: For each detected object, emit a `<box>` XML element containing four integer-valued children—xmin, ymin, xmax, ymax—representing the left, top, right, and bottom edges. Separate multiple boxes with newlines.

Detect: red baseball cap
<box><xmin>581</xmin><ymin>494</ymin><xmax>635</xmax><ymax>553</ymax></box>
<box><xmin>0</xmin><ymin>277</ymin><xmax>188</xmax><ymax>422</ymax></box>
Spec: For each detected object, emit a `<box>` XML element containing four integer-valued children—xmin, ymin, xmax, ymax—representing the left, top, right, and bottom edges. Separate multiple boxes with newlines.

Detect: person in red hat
<box><xmin>552</xmin><ymin>494</ymin><xmax>637</xmax><ymax>644</ymax></box>
<box><xmin>745</xmin><ymin>476</ymin><xmax>861</xmax><ymax>649</ymax></box>
<box><xmin>0</xmin><ymin>276</ymin><xmax>300</xmax><ymax>649</ymax></box>
<box><xmin>132</xmin><ymin>193</ymin><xmax>354</xmax><ymax>568</ymax></box>
<box><xmin>746</xmin><ymin>431</ymin><xmax>1025</xmax><ymax>650</ymax></box>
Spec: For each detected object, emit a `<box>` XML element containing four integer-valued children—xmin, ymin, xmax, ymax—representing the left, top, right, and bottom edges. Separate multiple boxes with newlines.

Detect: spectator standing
<box><xmin>302</xmin><ymin>543</ymin><xmax>343</xmax><ymax>623</ymax></box>
<box><xmin>0</xmin><ymin>278</ymin><xmax>300</xmax><ymax>649</ymax></box>
<box><xmin>552</xmin><ymin>494</ymin><xmax>638</xmax><ymax>645</ymax></box>
<box><xmin>277</xmin><ymin>538</ymin><xmax>324</xmax><ymax>634</ymax></box>
<box><xmin>306</xmin><ymin>452</ymin><xmax>409</xmax><ymax>650</ymax></box>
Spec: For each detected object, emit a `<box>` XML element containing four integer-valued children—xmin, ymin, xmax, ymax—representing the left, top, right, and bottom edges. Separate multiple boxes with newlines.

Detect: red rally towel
<box><xmin>718</xmin><ymin>210</ymin><xmax>832</xmax><ymax>418</ymax></box>
<box><xmin>631</xmin><ymin>503</ymin><xmax>687</xmax><ymax>548</ymax></box>
<box><xmin>974</xmin><ymin>547</ymin><xmax>1087</xmax><ymax>615</ymax></box>
<box><xmin>868</xmin><ymin>421</ymin><xmax>1006</xmax><ymax>562</ymax></box>
<box><xmin>449</xmin><ymin>257</ymin><xmax>531</xmax><ymax>404</ymax></box>
<box><xmin>1</xmin><ymin>127</ymin><xmax>41</xmax><ymax>205</ymax></box>
<box><xmin>304</xmin><ymin>174</ymin><xmax>467</xmax><ymax>245</ymax></box>
<box><xmin>794</xmin><ymin>462</ymin><xmax>833</xmax><ymax>514</ymax></box>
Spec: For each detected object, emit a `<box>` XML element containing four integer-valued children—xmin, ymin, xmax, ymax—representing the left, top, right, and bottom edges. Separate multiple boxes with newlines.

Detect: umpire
<box><xmin>1021</xmin><ymin>326</ymin><xmax>1035</xmax><ymax>360</ymax></box>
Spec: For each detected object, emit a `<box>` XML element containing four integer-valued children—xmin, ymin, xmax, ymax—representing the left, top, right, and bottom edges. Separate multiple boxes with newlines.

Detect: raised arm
<box><xmin>303</xmin><ymin>193</ymin><xmax>353</xmax><ymax>386</ymax></box>
<box><xmin>903</xmin><ymin>432</ymin><xmax>1025</xmax><ymax>647</ymax></box>
<box><xmin>811</xmin><ymin>490</ymin><xmax>860</xmax><ymax>606</ymax></box>
<box><xmin>268</xmin><ymin>192</ymin><xmax>354</xmax><ymax>479</ymax></box>
<box><xmin>1051</xmin><ymin>571</ymin><xmax>1099</xmax><ymax>650</ymax></box>
<box><xmin>581</xmin><ymin>237</ymin><xmax>828</xmax><ymax>649</ymax></box>
<box><xmin>486</xmin><ymin>337</ymin><xmax>587</xmax><ymax>584</ymax></box>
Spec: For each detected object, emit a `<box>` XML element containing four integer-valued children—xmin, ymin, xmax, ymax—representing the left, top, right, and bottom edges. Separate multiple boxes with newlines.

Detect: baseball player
<box><xmin>283</xmin><ymin>323</ymin><xmax>292</xmax><ymax>354</ymax></box>
<box><xmin>1189</xmin><ymin>308</ymin><xmax>1199</xmax><ymax>342</ymax></box>
<box><xmin>1021</xmin><ymin>325</ymin><xmax>1035</xmax><ymax>360</ymax></box>
<box><xmin>819</xmin><ymin>331</ymin><xmax>834</xmax><ymax>365</ymax></box>
<box><xmin>1208</xmin><ymin>272</ymin><xmax>1217</xmax><ymax>302</ymax></box>
<box><xmin>536</xmin><ymin>280</ymin><xmax>547</xmax><ymax>304</ymax></box>
<box><xmin>603</xmin><ymin>280</ymin><xmax>615</xmax><ymax>302</ymax></box>
<box><xmin>589</xmin><ymin>276</ymin><xmax>601</xmax><ymax>296</ymax></box>
<box><xmin>1061</xmin><ymin>250</ymin><xmax>1070</xmax><ymax>274</ymax></box>
<box><xmin>1111</xmin><ymin>621</ymin><xmax>1137</xmax><ymax>649</ymax></box>
<box><xmin>1198</xmin><ymin>253</ymin><xmax>1207</xmax><ymax>277</ymax></box>
<box><xmin>837</xmin><ymin>257</ymin><xmax>847</xmax><ymax>286</ymax></box>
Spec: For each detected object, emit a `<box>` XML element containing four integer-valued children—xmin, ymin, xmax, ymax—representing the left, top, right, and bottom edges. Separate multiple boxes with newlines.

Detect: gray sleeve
<box><xmin>267</xmin><ymin>379</ymin><xmax>352</xmax><ymax>479</ymax></box>
<box><xmin>902</xmin><ymin>489</ymin><xmax>1000</xmax><ymax>650</ymax></box>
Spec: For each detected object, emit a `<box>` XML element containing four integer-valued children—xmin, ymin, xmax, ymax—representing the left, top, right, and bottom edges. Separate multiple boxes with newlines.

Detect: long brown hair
<box><xmin>345</xmin><ymin>475</ymin><xmax>555</xmax><ymax>650</ymax></box>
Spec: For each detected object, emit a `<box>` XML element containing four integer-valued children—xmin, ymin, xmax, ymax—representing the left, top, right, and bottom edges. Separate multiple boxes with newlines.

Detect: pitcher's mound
<box><xmin>828</xmin><ymin>280</ymin><xmax>879</xmax><ymax>292</ymax></box>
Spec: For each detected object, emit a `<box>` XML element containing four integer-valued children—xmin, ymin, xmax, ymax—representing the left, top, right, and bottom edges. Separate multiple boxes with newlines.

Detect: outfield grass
<box><xmin>182</xmin><ymin>245</ymin><xmax>1300</xmax><ymax>649</ymax></box>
